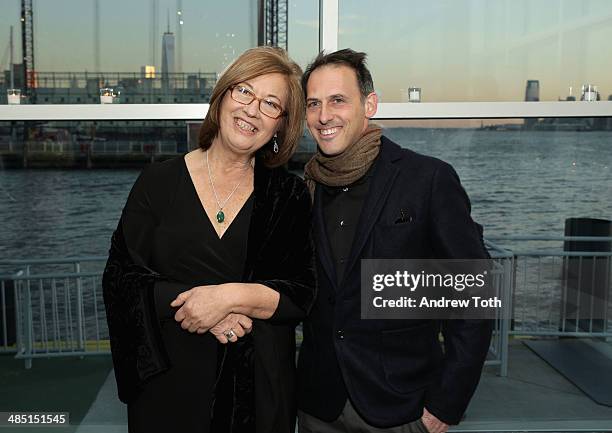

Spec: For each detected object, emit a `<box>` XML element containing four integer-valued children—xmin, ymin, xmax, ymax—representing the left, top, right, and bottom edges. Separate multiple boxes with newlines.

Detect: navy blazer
<box><xmin>298</xmin><ymin>136</ymin><xmax>492</xmax><ymax>427</ymax></box>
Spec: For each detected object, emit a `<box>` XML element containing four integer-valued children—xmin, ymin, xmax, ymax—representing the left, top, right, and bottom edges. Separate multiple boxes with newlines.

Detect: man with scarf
<box><xmin>297</xmin><ymin>49</ymin><xmax>492</xmax><ymax>433</ymax></box>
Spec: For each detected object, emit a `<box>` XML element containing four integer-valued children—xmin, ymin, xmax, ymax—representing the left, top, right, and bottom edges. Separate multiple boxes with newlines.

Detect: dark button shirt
<box><xmin>321</xmin><ymin>171</ymin><xmax>372</xmax><ymax>286</ymax></box>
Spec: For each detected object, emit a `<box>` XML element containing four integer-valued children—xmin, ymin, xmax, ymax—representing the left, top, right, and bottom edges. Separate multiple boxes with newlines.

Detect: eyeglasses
<box><xmin>230</xmin><ymin>84</ymin><xmax>285</xmax><ymax>119</ymax></box>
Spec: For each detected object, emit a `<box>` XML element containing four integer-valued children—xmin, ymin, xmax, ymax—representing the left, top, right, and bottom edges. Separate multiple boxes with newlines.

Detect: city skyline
<box><xmin>1</xmin><ymin>0</ymin><xmax>612</xmax><ymax>102</ymax></box>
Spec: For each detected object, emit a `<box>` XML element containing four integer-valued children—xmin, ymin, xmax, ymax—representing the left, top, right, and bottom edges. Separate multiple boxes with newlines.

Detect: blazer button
<box><xmin>337</xmin><ymin>330</ymin><xmax>344</xmax><ymax>340</ymax></box>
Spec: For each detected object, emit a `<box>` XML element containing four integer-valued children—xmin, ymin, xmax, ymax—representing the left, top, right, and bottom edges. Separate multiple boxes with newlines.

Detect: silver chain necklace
<box><xmin>206</xmin><ymin>150</ymin><xmax>251</xmax><ymax>224</ymax></box>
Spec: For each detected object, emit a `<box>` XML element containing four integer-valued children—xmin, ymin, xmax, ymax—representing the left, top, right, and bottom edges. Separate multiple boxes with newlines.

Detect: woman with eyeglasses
<box><xmin>103</xmin><ymin>46</ymin><xmax>315</xmax><ymax>433</ymax></box>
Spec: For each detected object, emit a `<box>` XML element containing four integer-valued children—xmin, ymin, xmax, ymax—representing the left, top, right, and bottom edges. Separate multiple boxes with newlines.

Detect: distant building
<box><xmin>2</xmin><ymin>63</ymin><xmax>25</xmax><ymax>89</ymax></box>
<box><xmin>525</xmin><ymin>80</ymin><xmax>540</xmax><ymax>102</ymax></box>
<box><xmin>524</xmin><ymin>80</ymin><xmax>540</xmax><ymax>129</ymax></box>
<box><xmin>161</xmin><ymin>30</ymin><xmax>175</xmax><ymax>92</ymax></box>
<box><xmin>141</xmin><ymin>66</ymin><xmax>156</xmax><ymax>79</ymax></box>
<box><xmin>187</xmin><ymin>75</ymin><xmax>199</xmax><ymax>90</ymax></box>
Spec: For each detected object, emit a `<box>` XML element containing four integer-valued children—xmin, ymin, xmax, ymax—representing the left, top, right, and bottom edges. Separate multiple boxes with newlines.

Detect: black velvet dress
<box><xmin>127</xmin><ymin>158</ymin><xmax>255</xmax><ymax>433</ymax></box>
<box><xmin>104</xmin><ymin>154</ymin><xmax>317</xmax><ymax>432</ymax></box>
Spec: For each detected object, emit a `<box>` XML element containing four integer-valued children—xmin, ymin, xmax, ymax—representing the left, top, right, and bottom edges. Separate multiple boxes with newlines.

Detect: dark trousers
<box><xmin>298</xmin><ymin>400</ymin><xmax>429</xmax><ymax>433</ymax></box>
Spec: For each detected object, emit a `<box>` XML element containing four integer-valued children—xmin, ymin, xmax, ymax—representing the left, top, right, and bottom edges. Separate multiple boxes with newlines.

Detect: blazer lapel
<box><xmin>340</xmin><ymin>142</ymin><xmax>400</xmax><ymax>288</ymax></box>
<box><xmin>313</xmin><ymin>183</ymin><xmax>338</xmax><ymax>289</ymax></box>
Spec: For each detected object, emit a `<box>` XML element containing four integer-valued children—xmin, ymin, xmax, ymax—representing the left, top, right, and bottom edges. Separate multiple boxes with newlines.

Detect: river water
<box><xmin>1</xmin><ymin>128</ymin><xmax>611</xmax><ymax>260</ymax></box>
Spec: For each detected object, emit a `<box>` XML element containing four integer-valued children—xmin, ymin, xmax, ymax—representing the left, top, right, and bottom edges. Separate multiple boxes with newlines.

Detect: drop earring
<box><xmin>273</xmin><ymin>133</ymin><xmax>279</xmax><ymax>154</ymax></box>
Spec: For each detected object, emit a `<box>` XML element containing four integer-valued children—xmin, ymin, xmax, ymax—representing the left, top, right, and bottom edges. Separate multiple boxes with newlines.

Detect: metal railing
<box><xmin>0</xmin><ymin>257</ymin><xmax>108</xmax><ymax>368</ymax></box>
<box><xmin>6</xmin><ymin>235</ymin><xmax>606</xmax><ymax>372</ymax></box>
<box><xmin>1</xmin><ymin>140</ymin><xmax>182</xmax><ymax>156</ymax></box>
<box><xmin>0</xmin><ymin>135</ymin><xmax>315</xmax><ymax>158</ymax></box>
<box><xmin>483</xmin><ymin>240</ymin><xmax>514</xmax><ymax>377</ymax></box>
<box><xmin>487</xmin><ymin>236</ymin><xmax>612</xmax><ymax>338</ymax></box>
<box><xmin>1</xmin><ymin>243</ymin><xmax>515</xmax><ymax>375</ymax></box>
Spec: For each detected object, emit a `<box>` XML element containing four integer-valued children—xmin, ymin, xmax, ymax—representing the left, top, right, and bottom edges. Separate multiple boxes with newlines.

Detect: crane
<box><xmin>21</xmin><ymin>0</ymin><xmax>36</xmax><ymax>95</ymax></box>
<box><xmin>258</xmin><ymin>0</ymin><xmax>288</xmax><ymax>50</ymax></box>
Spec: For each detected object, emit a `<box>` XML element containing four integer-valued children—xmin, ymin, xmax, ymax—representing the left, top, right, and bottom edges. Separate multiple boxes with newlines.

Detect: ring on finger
<box><xmin>224</xmin><ymin>329</ymin><xmax>236</xmax><ymax>340</ymax></box>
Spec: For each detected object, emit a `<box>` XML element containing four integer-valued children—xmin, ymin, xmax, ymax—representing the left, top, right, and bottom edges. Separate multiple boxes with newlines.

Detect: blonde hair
<box><xmin>199</xmin><ymin>46</ymin><xmax>304</xmax><ymax>167</ymax></box>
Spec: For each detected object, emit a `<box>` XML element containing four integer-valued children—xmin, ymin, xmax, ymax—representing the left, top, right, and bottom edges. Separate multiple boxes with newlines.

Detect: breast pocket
<box><xmin>372</xmin><ymin>220</ymin><xmax>424</xmax><ymax>259</ymax></box>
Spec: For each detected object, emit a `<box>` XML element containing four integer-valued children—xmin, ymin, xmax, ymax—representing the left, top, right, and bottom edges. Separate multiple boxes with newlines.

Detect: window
<box><xmin>1</xmin><ymin>4</ymin><xmax>612</xmax><ymax>429</ymax></box>
<box><xmin>339</xmin><ymin>0</ymin><xmax>612</xmax><ymax>102</ymax></box>
<box><xmin>0</xmin><ymin>1</ymin><xmax>259</xmax><ymax>104</ymax></box>
<box><xmin>376</xmin><ymin>118</ymin><xmax>612</xmax><ymax>234</ymax></box>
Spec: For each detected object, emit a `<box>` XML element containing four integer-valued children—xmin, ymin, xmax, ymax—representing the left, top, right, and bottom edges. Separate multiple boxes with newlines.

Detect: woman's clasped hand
<box><xmin>171</xmin><ymin>283</ymin><xmax>253</xmax><ymax>343</ymax></box>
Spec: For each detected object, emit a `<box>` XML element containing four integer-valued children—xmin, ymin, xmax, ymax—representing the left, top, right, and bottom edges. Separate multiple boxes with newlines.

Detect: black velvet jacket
<box><xmin>102</xmin><ymin>156</ymin><xmax>316</xmax><ymax>433</ymax></box>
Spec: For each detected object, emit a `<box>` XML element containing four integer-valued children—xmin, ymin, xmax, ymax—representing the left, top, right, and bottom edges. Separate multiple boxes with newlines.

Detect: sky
<box><xmin>1</xmin><ymin>0</ymin><xmax>612</xmax><ymax>102</ymax></box>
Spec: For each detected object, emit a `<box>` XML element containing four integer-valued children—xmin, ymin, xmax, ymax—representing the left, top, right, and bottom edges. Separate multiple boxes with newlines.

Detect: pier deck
<box><xmin>2</xmin><ymin>338</ymin><xmax>612</xmax><ymax>432</ymax></box>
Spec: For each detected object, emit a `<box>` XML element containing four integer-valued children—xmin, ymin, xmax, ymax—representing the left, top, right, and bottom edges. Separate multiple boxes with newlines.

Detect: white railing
<box><xmin>1</xmin><ymin>243</ymin><xmax>515</xmax><ymax>377</ymax></box>
<box><xmin>1</xmin><ymin>237</ymin><xmax>609</xmax><ymax>376</ymax></box>
<box><xmin>484</xmin><ymin>241</ymin><xmax>514</xmax><ymax>377</ymax></box>
<box><xmin>0</xmin><ymin>258</ymin><xmax>108</xmax><ymax>368</ymax></box>
<box><xmin>488</xmin><ymin>236</ymin><xmax>612</xmax><ymax>338</ymax></box>
<box><xmin>5</xmin><ymin>234</ymin><xmax>607</xmax><ymax>376</ymax></box>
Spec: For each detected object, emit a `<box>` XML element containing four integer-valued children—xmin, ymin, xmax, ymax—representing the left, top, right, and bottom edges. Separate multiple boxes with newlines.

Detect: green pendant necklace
<box><xmin>206</xmin><ymin>150</ymin><xmax>247</xmax><ymax>224</ymax></box>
